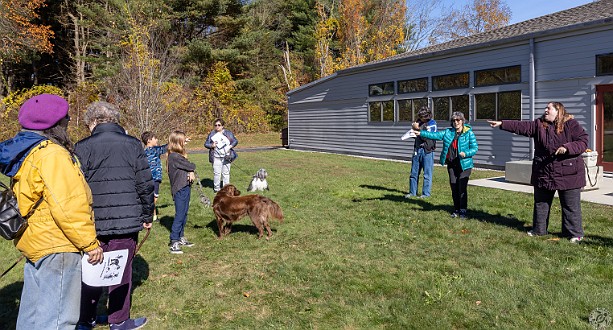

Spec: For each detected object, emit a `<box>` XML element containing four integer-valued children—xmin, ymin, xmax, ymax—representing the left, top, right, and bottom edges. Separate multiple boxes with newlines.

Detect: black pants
<box><xmin>532</xmin><ymin>186</ymin><xmax>583</xmax><ymax>237</ymax></box>
<box><xmin>447</xmin><ymin>163</ymin><xmax>471</xmax><ymax>212</ymax></box>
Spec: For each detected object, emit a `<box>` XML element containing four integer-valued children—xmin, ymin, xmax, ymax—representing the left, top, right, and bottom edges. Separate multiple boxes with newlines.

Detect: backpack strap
<box><xmin>9</xmin><ymin>177</ymin><xmax>44</xmax><ymax>220</ymax></box>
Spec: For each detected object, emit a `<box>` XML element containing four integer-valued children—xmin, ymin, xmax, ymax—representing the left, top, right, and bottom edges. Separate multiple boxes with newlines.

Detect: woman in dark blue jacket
<box><xmin>416</xmin><ymin>112</ymin><xmax>479</xmax><ymax>218</ymax></box>
<box><xmin>204</xmin><ymin>118</ymin><xmax>238</xmax><ymax>192</ymax></box>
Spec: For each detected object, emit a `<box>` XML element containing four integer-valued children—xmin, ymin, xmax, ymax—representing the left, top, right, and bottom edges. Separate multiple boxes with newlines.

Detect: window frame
<box><xmin>474</xmin><ymin>90</ymin><xmax>522</xmax><ymax>121</ymax></box>
<box><xmin>397</xmin><ymin>77</ymin><xmax>428</xmax><ymax>94</ymax></box>
<box><xmin>397</xmin><ymin>98</ymin><xmax>429</xmax><ymax>122</ymax></box>
<box><xmin>474</xmin><ymin>65</ymin><xmax>521</xmax><ymax>87</ymax></box>
<box><xmin>368</xmin><ymin>100</ymin><xmax>396</xmax><ymax>122</ymax></box>
<box><xmin>368</xmin><ymin>82</ymin><xmax>395</xmax><ymax>96</ymax></box>
<box><xmin>432</xmin><ymin>95</ymin><xmax>469</xmax><ymax>122</ymax></box>
<box><xmin>596</xmin><ymin>53</ymin><xmax>613</xmax><ymax>76</ymax></box>
<box><xmin>432</xmin><ymin>72</ymin><xmax>469</xmax><ymax>91</ymax></box>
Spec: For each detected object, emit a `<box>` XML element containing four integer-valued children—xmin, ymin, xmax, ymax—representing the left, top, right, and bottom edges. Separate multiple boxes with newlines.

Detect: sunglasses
<box><xmin>215</xmin><ymin>124</ymin><xmax>222</xmax><ymax>127</ymax></box>
<box><xmin>452</xmin><ymin>119</ymin><xmax>462</xmax><ymax>122</ymax></box>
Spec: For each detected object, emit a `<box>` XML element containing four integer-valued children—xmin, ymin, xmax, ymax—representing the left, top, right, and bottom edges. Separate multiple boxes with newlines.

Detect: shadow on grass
<box><xmin>199</xmin><ymin>178</ymin><xmax>214</xmax><ymax>190</ymax></box>
<box><xmin>204</xmin><ymin>219</ymin><xmax>276</xmax><ymax>238</ymax></box>
<box><xmin>0</xmin><ymin>281</ymin><xmax>22</xmax><ymax>330</ymax></box>
<box><xmin>356</xmin><ymin>184</ymin><xmax>527</xmax><ymax>231</ymax></box>
<box><xmin>132</xmin><ymin>254</ymin><xmax>150</xmax><ymax>288</ymax></box>
<box><xmin>580</xmin><ymin>235</ymin><xmax>613</xmax><ymax>247</ymax></box>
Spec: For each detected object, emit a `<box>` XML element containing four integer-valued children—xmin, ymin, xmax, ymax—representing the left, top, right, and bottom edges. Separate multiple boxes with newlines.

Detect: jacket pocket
<box><xmin>555</xmin><ymin>158</ymin><xmax>579</xmax><ymax>176</ymax></box>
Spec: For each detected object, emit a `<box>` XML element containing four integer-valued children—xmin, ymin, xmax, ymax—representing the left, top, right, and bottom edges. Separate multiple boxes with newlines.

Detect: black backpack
<box><xmin>0</xmin><ymin>180</ymin><xmax>42</xmax><ymax>240</ymax></box>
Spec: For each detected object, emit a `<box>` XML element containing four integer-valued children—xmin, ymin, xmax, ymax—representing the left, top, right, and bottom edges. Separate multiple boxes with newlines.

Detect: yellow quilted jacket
<box><xmin>12</xmin><ymin>140</ymin><xmax>99</xmax><ymax>262</ymax></box>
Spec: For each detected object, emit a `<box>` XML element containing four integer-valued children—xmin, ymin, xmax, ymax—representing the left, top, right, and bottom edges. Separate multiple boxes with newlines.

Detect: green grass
<box><xmin>187</xmin><ymin>132</ymin><xmax>281</xmax><ymax>151</ymax></box>
<box><xmin>2</xmin><ymin>149</ymin><xmax>613</xmax><ymax>329</ymax></box>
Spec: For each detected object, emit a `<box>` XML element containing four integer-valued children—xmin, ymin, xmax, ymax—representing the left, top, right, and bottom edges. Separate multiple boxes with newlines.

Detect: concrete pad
<box><xmin>470</xmin><ymin>176</ymin><xmax>613</xmax><ymax>206</ymax></box>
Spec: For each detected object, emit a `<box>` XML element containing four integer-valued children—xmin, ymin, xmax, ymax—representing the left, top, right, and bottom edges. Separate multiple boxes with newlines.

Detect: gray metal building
<box><xmin>286</xmin><ymin>0</ymin><xmax>613</xmax><ymax>172</ymax></box>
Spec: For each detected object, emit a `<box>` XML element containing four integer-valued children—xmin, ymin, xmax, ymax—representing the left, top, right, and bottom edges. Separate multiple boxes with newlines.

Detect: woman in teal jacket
<box><xmin>416</xmin><ymin>112</ymin><xmax>478</xmax><ymax>218</ymax></box>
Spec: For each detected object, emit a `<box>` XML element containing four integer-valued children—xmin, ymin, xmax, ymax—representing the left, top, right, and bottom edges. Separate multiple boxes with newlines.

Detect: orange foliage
<box><xmin>0</xmin><ymin>0</ymin><xmax>54</xmax><ymax>60</ymax></box>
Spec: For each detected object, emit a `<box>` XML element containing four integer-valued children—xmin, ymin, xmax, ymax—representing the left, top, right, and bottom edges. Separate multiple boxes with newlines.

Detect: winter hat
<box><xmin>18</xmin><ymin>94</ymin><xmax>69</xmax><ymax>130</ymax></box>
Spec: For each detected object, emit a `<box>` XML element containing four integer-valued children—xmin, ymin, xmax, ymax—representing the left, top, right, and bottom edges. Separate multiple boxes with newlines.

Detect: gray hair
<box><xmin>84</xmin><ymin>101</ymin><xmax>120</xmax><ymax>126</ymax></box>
<box><xmin>450</xmin><ymin>111</ymin><xmax>466</xmax><ymax>125</ymax></box>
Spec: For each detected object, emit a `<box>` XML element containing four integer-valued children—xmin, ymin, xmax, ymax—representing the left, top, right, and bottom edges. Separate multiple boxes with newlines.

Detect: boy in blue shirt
<box><xmin>142</xmin><ymin>131</ymin><xmax>168</xmax><ymax>221</ymax></box>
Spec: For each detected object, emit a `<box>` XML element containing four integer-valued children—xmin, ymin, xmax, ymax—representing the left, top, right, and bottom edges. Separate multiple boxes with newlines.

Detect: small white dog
<box><xmin>247</xmin><ymin>168</ymin><xmax>269</xmax><ymax>192</ymax></box>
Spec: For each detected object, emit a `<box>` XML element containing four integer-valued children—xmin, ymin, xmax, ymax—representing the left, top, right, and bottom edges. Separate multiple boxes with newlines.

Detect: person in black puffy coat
<box><xmin>74</xmin><ymin>101</ymin><xmax>154</xmax><ymax>330</ymax></box>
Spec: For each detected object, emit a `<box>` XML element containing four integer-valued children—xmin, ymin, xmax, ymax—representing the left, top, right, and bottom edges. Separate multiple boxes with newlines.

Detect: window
<box><xmin>398</xmin><ymin>98</ymin><xmax>428</xmax><ymax>122</ymax></box>
<box><xmin>475</xmin><ymin>65</ymin><xmax>521</xmax><ymax>86</ymax></box>
<box><xmin>596</xmin><ymin>54</ymin><xmax>613</xmax><ymax>76</ymax></box>
<box><xmin>369</xmin><ymin>101</ymin><xmax>395</xmax><ymax>122</ymax></box>
<box><xmin>398</xmin><ymin>78</ymin><xmax>428</xmax><ymax>93</ymax></box>
<box><xmin>432</xmin><ymin>72</ymin><xmax>469</xmax><ymax>91</ymax></box>
<box><xmin>369</xmin><ymin>82</ymin><xmax>395</xmax><ymax>96</ymax></box>
<box><xmin>475</xmin><ymin>91</ymin><xmax>521</xmax><ymax>120</ymax></box>
<box><xmin>433</xmin><ymin>95</ymin><xmax>469</xmax><ymax>121</ymax></box>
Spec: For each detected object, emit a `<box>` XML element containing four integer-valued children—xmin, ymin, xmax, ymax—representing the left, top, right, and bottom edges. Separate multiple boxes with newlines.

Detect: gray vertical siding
<box><xmin>288</xmin><ymin>25</ymin><xmax>613</xmax><ymax>168</ymax></box>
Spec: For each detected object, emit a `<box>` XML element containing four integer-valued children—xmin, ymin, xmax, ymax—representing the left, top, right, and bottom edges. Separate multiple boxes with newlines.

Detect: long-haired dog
<box><xmin>213</xmin><ymin>184</ymin><xmax>283</xmax><ymax>239</ymax></box>
<box><xmin>247</xmin><ymin>168</ymin><xmax>269</xmax><ymax>192</ymax></box>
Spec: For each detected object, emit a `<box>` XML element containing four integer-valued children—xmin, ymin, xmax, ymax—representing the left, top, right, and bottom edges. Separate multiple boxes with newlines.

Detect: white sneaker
<box><xmin>570</xmin><ymin>237</ymin><xmax>583</xmax><ymax>243</ymax></box>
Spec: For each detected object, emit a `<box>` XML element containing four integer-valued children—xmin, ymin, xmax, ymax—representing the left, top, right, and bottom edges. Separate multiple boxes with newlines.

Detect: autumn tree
<box><xmin>0</xmin><ymin>0</ymin><xmax>54</xmax><ymax>94</ymax></box>
<box><xmin>431</xmin><ymin>0</ymin><xmax>511</xmax><ymax>44</ymax></box>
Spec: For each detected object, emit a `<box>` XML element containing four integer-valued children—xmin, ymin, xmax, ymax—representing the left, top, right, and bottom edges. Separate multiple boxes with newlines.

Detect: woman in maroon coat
<box><xmin>488</xmin><ymin>102</ymin><xmax>588</xmax><ymax>242</ymax></box>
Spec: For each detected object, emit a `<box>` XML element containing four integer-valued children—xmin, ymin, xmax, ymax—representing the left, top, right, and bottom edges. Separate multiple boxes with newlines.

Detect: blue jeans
<box><xmin>171</xmin><ymin>186</ymin><xmax>191</xmax><ymax>242</ymax></box>
<box><xmin>409</xmin><ymin>148</ymin><xmax>434</xmax><ymax>197</ymax></box>
<box><xmin>18</xmin><ymin>253</ymin><xmax>82</xmax><ymax>330</ymax></box>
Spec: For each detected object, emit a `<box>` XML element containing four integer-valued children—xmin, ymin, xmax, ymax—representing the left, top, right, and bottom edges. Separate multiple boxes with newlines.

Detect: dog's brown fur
<box><xmin>213</xmin><ymin>185</ymin><xmax>284</xmax><ymax>239</ymax></box>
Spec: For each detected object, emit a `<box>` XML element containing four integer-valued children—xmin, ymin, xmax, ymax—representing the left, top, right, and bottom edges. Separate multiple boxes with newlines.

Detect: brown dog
<box><xmin>213</xmin><ymin>185</ymin><xmax>284</xmax><ymax>239</ymax></box>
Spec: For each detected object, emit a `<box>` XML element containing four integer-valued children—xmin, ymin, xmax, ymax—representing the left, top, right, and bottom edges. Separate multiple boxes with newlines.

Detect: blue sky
<box><xmin>438</xmin><ymin>0</ymin><xmax>593</xmax><ymax>24</ymax></box>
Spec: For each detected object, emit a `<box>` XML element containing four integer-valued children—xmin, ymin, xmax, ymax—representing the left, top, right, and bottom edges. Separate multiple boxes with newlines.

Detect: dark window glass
<box><xmin>475</xmin><ymin>65</ymin><xmax>521</xmax><ymax>86</ymax></box>
<box><xmin>413</xmin><ymin>98</ymin><xmax>428</xmax><ymax>114</ymax></box>
<box><xmin>398</xmin><ymin>78</ymin><xmax>428</xmax><ymax>93</ymax></box>
<box><xmin>451</xmin><ymin>95</ymin><xmax>469</xmax><ymax>120</ymax></box>
<box><xmin>369</xmin><ymin>82</ymin><xmax>395</xmax><ymax>96</ymax></box>
<box><xmin>398</xmin><ymin>98</ymin><xmax>428</xmax><ymax>122</ymax></box>
<box><xmin>398</xmin><ymin>100</ymin><xmax>412</xmax><ymax>122</ymax></box>
<box><xmin>369</xmin><ymin>102</ymin><xmax>381</xmax><ymax>122</ymax></box>
<box><xmin>596</xmin><ymin>54</ymin><xmax>613</xmax><ymax>76</ymax></box>
<box><xmin>498</xmin><ymin>91</ymin><xmax>521</xmax><ymax>120</ymax></box>
<box><xmin>432</xmin><ymin>72</ymin><xmax>469</xmax><ymax>91</ymax></box>
<box><xmin>433</xmin><ymin>97</ymin><xmax>450</xmax><ymax>121</ymax></box>
<box><xmin>382</xmin><ymin>101</ymin><xmax>394</xmax><ymax>121</ymax></box>
<box><xmin>474</xmin><ymin>91</ymin><xmax>521</xmax><ymax>120</ymax></box>
<box><xmin>475</xmin><ymin>94</ymin><xmax>496</xmax><ymax>120</ymax></box>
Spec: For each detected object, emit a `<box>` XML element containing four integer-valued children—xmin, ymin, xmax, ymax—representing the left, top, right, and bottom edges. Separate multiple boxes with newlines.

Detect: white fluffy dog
<box><xmin>247</xmin><ymin>168</ymin><xmax>269</xmax><ymax>192</ymax></box>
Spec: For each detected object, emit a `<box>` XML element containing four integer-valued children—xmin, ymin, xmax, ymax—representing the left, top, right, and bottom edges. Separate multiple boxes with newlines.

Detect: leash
<box><xmin>1</xmin><ymin>255</ymin><xmax>24</xmax><ymax>279</ymax></box>
<box><xmin>228</xmin><ymin>159</ymin><xmax>254</xmax><ymax>177</ymax></box>
<box><xmin>193</xmin><ymin>171</ymin><xmax>211</xmax><ymax>206</ymax></box>
<box><xmin>135</xmin><ymin>226</ymin><xmax>150</xmax><ymax>256</ymax></box>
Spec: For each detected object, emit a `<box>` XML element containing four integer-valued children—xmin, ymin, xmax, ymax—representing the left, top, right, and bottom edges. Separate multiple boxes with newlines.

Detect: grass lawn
<box><xmin>1</xmin><ymin>148</ymin><xmax>613</xmax><ymax>329</ymax></box>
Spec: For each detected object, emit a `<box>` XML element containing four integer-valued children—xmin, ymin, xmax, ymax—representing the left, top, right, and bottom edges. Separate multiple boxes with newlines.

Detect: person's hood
<box><xmin>0</xmin><ymin>131</ymin><xmax>47</xmax><ymax>177</ymax></box>
<box><xmin>462</xmin><ymin>124</ymin><xmax>472</xmax><ymax>134</ymax></box>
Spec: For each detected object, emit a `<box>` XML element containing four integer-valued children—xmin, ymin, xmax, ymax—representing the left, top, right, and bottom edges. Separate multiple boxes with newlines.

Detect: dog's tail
<box><xmin>265</xmin><ymin>198</ymin><xmax>284</xmax><ymax>223</ymax></box>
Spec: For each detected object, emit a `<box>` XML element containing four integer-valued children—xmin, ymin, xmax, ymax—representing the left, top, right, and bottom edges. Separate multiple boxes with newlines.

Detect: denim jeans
<box><xmin>171</xmin><ymin>186</ymin><xmax>191</xmax><ymax>242</ymax></box>
<box><xmin>18</xmin><ymin>252</ymin><xmax>82</xmax><ymax>330</ymax></box>
<box><xmin>409</xmin><ymin>148</ymin><xmax>434</xmax><ymax>197</ymax></box>
<box><xmin>212</xmin><ymin>157</ymin><xmax>231</xmax><ymax>191</ymax></box>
